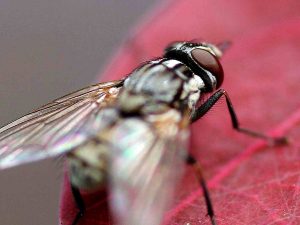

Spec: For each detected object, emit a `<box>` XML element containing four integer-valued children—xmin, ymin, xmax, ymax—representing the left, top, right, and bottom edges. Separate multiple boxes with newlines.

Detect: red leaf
<box><xmin>60</xmin><ymin>0</ymin><xmax>300</xmax><ymax>224</ymax></box>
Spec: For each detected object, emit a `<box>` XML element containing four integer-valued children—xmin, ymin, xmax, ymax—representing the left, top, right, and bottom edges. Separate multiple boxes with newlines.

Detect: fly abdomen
<box><xmin>67</xmin><ymin>139</ymin><xmax>110</xmax><ymax>191</ymax></box>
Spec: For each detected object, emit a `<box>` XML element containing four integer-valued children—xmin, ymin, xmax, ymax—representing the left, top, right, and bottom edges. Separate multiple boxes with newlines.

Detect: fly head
<box><xmin>163</xmin><ymin>41</ymin><xmax>224</xmax><ymax>92</ymax></box>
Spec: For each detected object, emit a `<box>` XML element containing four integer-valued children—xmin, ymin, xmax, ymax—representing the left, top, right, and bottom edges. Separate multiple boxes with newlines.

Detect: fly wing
<box><xmin>0</xmin><ymin>80</ymin><xmax>124</xmax><ymax>169</ymax></box>
<box><xmin>109</xmin><ymin>113</ymin><xmax>189</xmax><ymax>225</ymax></box>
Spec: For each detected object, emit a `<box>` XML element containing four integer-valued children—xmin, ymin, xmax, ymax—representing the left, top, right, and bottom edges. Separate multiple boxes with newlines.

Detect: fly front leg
<box><xmin>186</xmin><ymin>154</ymin><xmax>217</xmax><ymax>225</ymax></box>
<box><xmin>191</xmin><ymin>89</ymin><xmax>288</xmax><ymax>146</ymax></box>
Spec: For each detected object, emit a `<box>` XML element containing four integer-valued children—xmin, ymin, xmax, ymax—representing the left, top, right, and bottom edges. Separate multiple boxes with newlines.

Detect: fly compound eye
<box><xmin>191</xmin><ymin>48</ymin><xmax>224</xmax><ymax>88</ymax></box>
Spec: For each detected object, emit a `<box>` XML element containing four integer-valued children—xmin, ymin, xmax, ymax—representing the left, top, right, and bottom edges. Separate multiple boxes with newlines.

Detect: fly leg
<box><xmin>191</xmin><ymin>89</ymin><xmax>287</xmax><ymax>145</ymax></box>
<box><xmin>71</xmin><ymin>185</ymin><xmax>85</xmax><ymax>225</ymax></box>
<box><xmin>186</xmin><ymin>154</ymin><xmax>217</xmax><ymax>225</ymax></box>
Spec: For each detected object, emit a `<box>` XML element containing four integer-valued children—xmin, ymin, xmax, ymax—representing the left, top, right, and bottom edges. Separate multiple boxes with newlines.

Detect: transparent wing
<box><xmin>0</xmin><ymin>80</ymin><xmax>124</xmax><ymax>169</ymax></box>
<box><xmin>109</xmin><ymin>117</ymin><xmax>189</xmax><ymax>225</ymax></box>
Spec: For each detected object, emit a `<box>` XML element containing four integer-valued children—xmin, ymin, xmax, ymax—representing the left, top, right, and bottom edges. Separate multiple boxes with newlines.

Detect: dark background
<box><xmin>0</xmin><ymin>1</ymin><xmax>157</xmax><ymax>224</ymax></box>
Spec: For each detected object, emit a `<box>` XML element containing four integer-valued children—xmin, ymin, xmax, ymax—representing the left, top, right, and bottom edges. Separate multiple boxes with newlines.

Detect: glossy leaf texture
<box><xmin>60</xmin><ymin>0</ymin><xmax>300</xmax><ymax>224</ymax></box>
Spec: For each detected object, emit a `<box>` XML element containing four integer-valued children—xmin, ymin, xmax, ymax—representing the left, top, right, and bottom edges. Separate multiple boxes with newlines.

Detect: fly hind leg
<box><xmin>191</xmin><ymin>89</ymin><xmax>288</xmax><ymax>145</ymax></box>
<box><xmin>71</xmin><ymin>185</ymin><xmax>85</xmax><ymax>225</ymax></box>
<box><xmin>186</xmin><ymin>154</ymin><xmax>217</xmax><ymax>225</ymax></box>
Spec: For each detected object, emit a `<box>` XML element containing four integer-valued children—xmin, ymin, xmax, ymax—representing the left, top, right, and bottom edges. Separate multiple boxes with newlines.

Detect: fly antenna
<box><xmin>216</xmin><ymin>41</ymin><xmax>232</xmax><ymax>54</ymax></box>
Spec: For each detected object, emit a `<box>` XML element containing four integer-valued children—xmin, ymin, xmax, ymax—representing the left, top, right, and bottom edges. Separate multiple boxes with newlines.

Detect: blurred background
<box><xmin>0</xmin><ymin>1</ymin><xmax>158</xmax><ymax>224</ymax></box>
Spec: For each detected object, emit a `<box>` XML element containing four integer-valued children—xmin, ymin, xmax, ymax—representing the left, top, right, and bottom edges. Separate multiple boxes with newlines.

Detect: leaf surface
<box><xmin>60</xmin><ymin>0</ymin><xmax>300</xmax><ymax>224</ymax></box>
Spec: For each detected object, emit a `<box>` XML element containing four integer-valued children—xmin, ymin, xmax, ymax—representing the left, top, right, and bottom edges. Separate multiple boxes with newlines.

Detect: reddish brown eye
<box><xmin>191</xmin><ymin>48</ymin><xmax>224</xmax><ymax>88</ymax></box>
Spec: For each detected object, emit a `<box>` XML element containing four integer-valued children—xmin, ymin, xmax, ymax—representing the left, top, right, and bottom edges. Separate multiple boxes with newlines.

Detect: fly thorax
<box><xmin>117</xmin><ymin>89</ymin><xmax>150</xmax><ymax>113</ymax></box>
<box><xmin>123</xmin><ymin>59</ymin><xmax>184</xmax><ymax>105</ymax></box>
<box><xmin>121</xmin><ymin>58</ymin><xmax>207</xmax><ymax>116</ymax></box>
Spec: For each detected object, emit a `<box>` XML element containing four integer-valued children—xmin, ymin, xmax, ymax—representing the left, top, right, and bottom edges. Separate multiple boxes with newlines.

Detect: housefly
<box><xmin>0</xmin><ymin>41</ymin><xmax>286</xmax><ymax>225</ymax></box>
